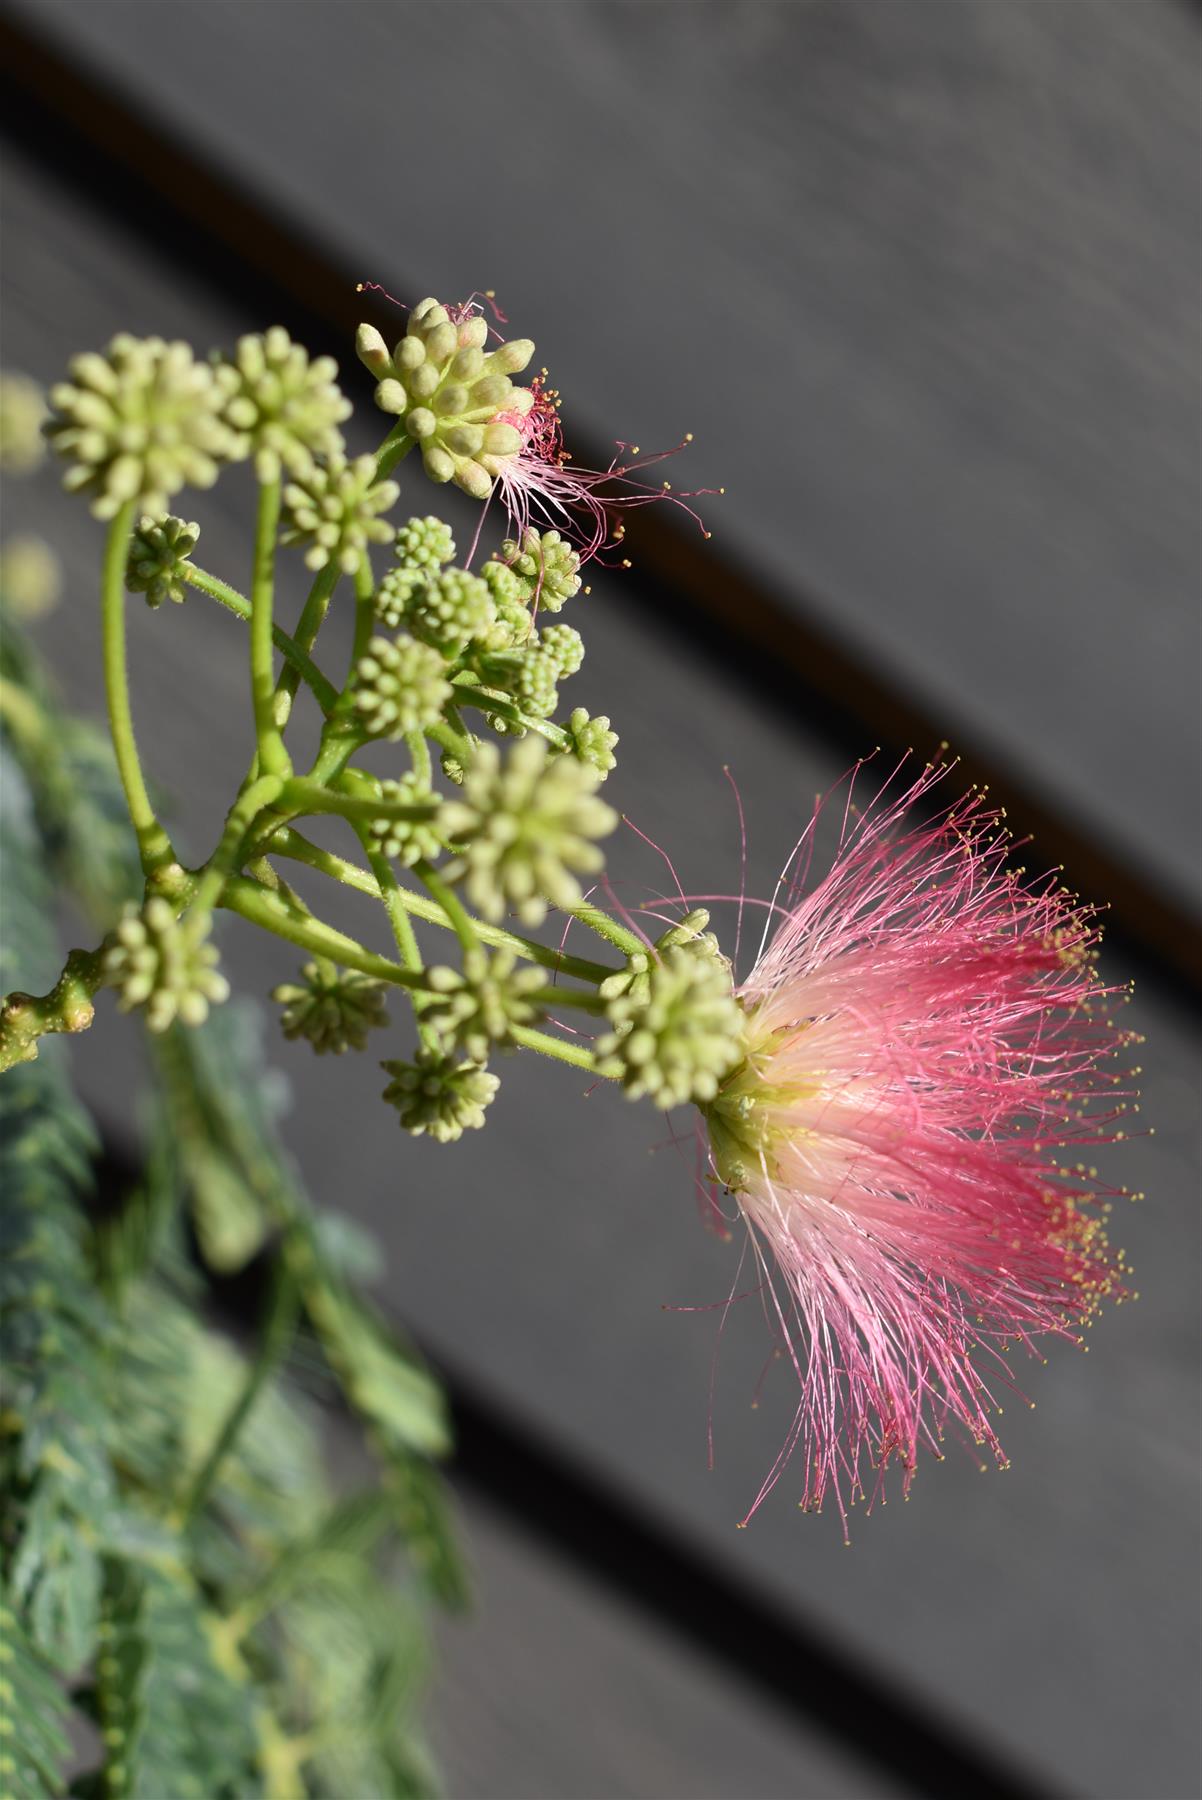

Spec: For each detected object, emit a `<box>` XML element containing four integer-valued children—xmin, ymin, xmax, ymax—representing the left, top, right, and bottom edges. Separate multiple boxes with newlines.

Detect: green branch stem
<box><xmin>0</xmin><ymin>946</ymin><xmax>107</xmax><ymax>1071</ymax></box>
<box><xmin>250</xmin><ymin>479</ymin><xmax>291</xmax><ymax>776</ymax></box>
<box><xmin>101</xmin><ymin>500</ymin><xmax>175</xmax><ymax>875</ymax></box>
<box><xmin>266</xmin><ymin>829</ymin><xmax>618</xmax><ymax>984</ymax></box>
<box><xmin>564</xmin><ymin>899</ymin><xmax>646</xmax><ymax>959</ymax></box>
<box><xmin>452</xmin><ymin>685</ymin><xmax>570</xmax><ymax>750</ymax></box>
<box><xmin>182</xmin><ymin>564</ymin><xmax>339</xmax><ymax>713</ymax></box>
<box><xmin>278</xmin><ymin>777</ymin><xmax>437</xmax><ymax>826</ymax></box>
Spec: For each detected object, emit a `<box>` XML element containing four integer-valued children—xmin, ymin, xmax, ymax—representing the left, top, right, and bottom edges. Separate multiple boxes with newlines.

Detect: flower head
<box><xmin>103</xmin><ymin>898</ymin><xmax>229</xmax><ymax>1031</ymax></box>
<box><xmin>221</xmin><ymin>326</ymin><xmax>351</xmax><ymax>482</ymax></box>
<box><xmin>438</xmin><ymin>736</ymin><xmax>618</xmax><ymax>925</ymax></box>
<box><xmin>356</xmin><ymin>298</ymin><xmax>535</xmax><ymax>500</ymax></box>
<box><xmin>281</xmin><ymin>452</ymin><xmax>399</xmax><ymax>573</ymax></box>
<box><xmin>695</xmin><ymin>764</ymin><xmax>1138</xmax><ymax>1530</ymax></box>
<box><xmin>351</xmin><ymin>634</ymin><xmax>451</xmax><ymax>740</ymax></box>
<box><xmin>125</xmin><ymin>514</ymin><xmax>199</xmax><ymax>609</ymax></box>
<box><xmin>272</xmin><ymin>958</ymin><xmax>388</xmax><ymax>1054</ymax></box>
<box><xmin>0</xmin><ymin>371</ymin><xmax>48</xmax><ymax>474</ymax></box>
<box><xmin>365</xmin><ymin>772</ymin><xmax>443</xmax><ymax>868</ymax></box>
<box><xmin>422</xmin><ymin>950</ymin><xmax>547</xmax><ymax>1063</ymax></box>
<box><xmin>46</xmin><ymin>335</ymin><xmax>237</xmax><ymax>518</ymax></box>
<box><xmin>381</xmin><ymin>1048</ymin><xmax>499</xmax><ymax>1143</ymax></box>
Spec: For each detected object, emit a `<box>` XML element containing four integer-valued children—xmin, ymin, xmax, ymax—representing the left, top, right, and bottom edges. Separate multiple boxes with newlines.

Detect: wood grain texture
<box><xmin>4</xmin><ymin>135</ymin><xmax>1199</xmax><ymax>1800</ymax></box>
<box><xmin>13</xmin><ymin>0</ymin><xmax>1200</xmax><ymax>925</ymax></box>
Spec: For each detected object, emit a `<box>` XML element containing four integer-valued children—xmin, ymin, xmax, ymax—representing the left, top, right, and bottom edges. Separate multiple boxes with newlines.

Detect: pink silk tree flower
<box><xmin>698</xmin><ymin>762</ymin><xmax>1140</xmax><ymax>1533</ymax></box>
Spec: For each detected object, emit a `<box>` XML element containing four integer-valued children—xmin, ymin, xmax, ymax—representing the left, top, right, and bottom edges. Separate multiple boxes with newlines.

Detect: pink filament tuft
<box><xmin>703</xmin><ymin>760</ymin><xmax>1137</xmax><ymax>1533</ymax></box>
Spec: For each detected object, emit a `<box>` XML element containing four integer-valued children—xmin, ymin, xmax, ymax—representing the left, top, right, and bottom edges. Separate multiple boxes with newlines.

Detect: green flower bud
<box><xmin>595</xmin><ymin>943</ymin><xmax>745</xmax><ymax>1109</ymax></box>
<box><xmin>0</xmin><ymin>536</ymin><xmax>61</xmax><ymax>620</ymax></box>
<box><xmin>515</xmin><ymin>648</ymin><xmax>560</xmax><ymax>721</ymax></box>
<box><xmin>598</xmin><ymin>911</ymin><xmax>719</xmax><ymax>1005</ymax></box>
<box><xmin>381</xmin><ymin>1047</ymin><xmax>499</xmax><ymax>1143</ymax></box>
<box><xmin>0</xmin><ymin>371</ymin><xmax>47</xmax><ymax>474</ymax></box>
<box><xmin>421</xmin><ymin>949</ymin><xmax>546</xmax><ymax>1062</ymax></box>
<box><xmin>563</xmin><ymin>706</ymin><xmax>618</xmax><ymax>777</ymax></box>
<box><xmin>438</xmin><ymin>735</ymin><xmax>618</xmax><ymax>925</ymax></box>
<box><xmin>374</xmin><ymin>565</ymin><xmax>423</xmax><ymax>632</ymax></box>
<box><xmin>477</xmin><ymin>559</ymin><xmax>533</xmax><ymax>650</ymax></box>
<box><xmin>499</xmin><ymin>528</ymin><xmax>581</xmax><ymax>612</ymax></box>
<box><xmin>281</xmin><ymin>452</ymin><xmax>399</xmax><ymax>573</ymax></box>
<box><xmin>356</xmin><ymin>298</ymin><xmax>536</xmax><ymax>499</ymax></box>
<box><xmin>366</xmin><ymin>772</ymin><xmax>443</xmax><ymax>867</ymax></box>
<box><xmin>405</xmin><ymin>568</ymin><xmax>495</xmax><ymax>658</ymax></box>
<box><xmin>46</xmin><ymin>335</ymin><xmax>237</xmax><ymax>519</ymax></box>
<box><xmin>352</xmin><ymin>634</ymin><xmax>451</xmax><ymax>740</ymax></box>
<box><xmin>103</xmin><ymin>897</ymin><xmax>229</xmax><ymax>1032</ymax></box>
<box><xmin>272</xmin><ymin>957</ymin><xmax>388</xmax><ymax>1054</ymax></box>
<box><xmin>394</xmin><ymin>514</ymin><xmax>456</xmax><ymax>572</ymax></box>
<box><xmin>539</xmin><ymin>623</ymin><xmax>584</xmax><ymax>677</ymax></box>
<box><xmin>220</xmin><ymin>326</ymin><xmax>351</xmax><ymax>482</ymax></box>
<box><xmin>440</xmin><ymin>748</ymin><xmax>468</xmax><ymax>786</ymax></box>
<box><xmin>125</xmin><ymin>514</ymin><xmax>199</xmax><ymax>609</ymax></box>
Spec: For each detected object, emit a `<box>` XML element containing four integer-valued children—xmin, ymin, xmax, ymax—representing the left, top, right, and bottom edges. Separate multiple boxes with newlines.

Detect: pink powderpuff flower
<box><xmin>696</xmin><ymin>760</ymin><xmax>1141</xmax><ymax>1533</ymax></box>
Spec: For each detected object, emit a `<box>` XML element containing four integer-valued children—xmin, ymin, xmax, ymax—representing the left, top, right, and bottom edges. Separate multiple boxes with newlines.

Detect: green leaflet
<box><xmin>0</xmin><ymin>1600</ymin><xmax>71</xmax><ymax>1800</ymax></box>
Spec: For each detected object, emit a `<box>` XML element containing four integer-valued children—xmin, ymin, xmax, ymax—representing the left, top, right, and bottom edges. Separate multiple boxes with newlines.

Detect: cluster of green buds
<box><xmin>13</xmin><ymin>312</ymin><xmax>741</xmax><ymax>1171</ymax></box>
<box><xmin>595</xmin><ymin>911</ymin><xmax>746</xmax><ymax>1109</ymax></box>
<box><xmin>356</xmin><ymin>299</ymin><xmax>536</xmax><ymax>500</ymax></box>
<box><xmin>272</xmin><ymin>959</ymin><xmax>389</xmax><ymax>1055</ymax></box>
<box><xmin>102</xmin><ymin>898</ymin><xmax>229</xmax><ymax>1032</ymax></box>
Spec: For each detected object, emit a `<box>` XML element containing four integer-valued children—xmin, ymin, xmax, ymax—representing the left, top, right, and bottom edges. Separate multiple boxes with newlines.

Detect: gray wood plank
<box><xmin>3</xmin><ymin>113</ymin><xmax>1199</xmax><ymax>1800</ymax></box>
<box><xmin>13</xmin><ymin>0</ymin><xmax>1200</xmax><ymax>917</ymax></box>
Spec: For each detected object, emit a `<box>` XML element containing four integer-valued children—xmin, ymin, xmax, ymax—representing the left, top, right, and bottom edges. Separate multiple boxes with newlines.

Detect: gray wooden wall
<box><xmin>3</xmin><ymin>5</ymin><xmax>1199</xmax><ymax>1797</ymax></box>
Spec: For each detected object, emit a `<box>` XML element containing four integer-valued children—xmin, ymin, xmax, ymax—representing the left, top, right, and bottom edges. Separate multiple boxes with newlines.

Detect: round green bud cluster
<box><xmin>125</xmin><ymin>514</ymin><xmax>199</xmax><ymax>609</ymax></box>
<box><xmin>395</xmin><ymin>514</ymin><xmax>456</xmax><ymax>572</ymax></box>
<box><xmin>102</xmin><ymin>897</ymin><xmax>229</xmax><ymax>1032</ymax></box>
<box><xmin>281</xmin><ymin>452</ymin><xmax>400</xmax><ymax>573</ymax></box>
<box><xmin>500</xmin><ymin>529</ymin><xmax>582</xmax><ymax>612</ymax></box>
<box><xmin>478</xmin><ymin>559</ymin><xmax>534</xmax><ymax>652</ymax></box>
<box><xmin>221</xmin><ymin>327</ymin><xmax>351</xmax><ymax>483</ymax></box>
<box><xmin>381</xmin><ymin>1048</ymin><xmax>499</xmax><ymax>1143</ymax></box>
<box><xmin>352</xmin><ymin>634</ymin><xmax>451</xmax><ymax>740</ymax></box>
<box><xmin>0</xmin><ymin>371</ymin><xmax>47</xmax><ymax>474</ymax></box>
<box><xmin>405</xmin><ymin>568</ymin><xmax>495</xmax><ymax>658</ymax></box>
<box><xmin>515</xmin><ymin>649</ymin><xmax>560</xmax><ymax>721</ymax></box>
<box><xmin>374</xmin><ymin>565</ymin><xmax>421</xmax><ymax>632</ymax></box>
<box><xmin>366</xmin><ymin>773</ymin><xmax>443</xmax><ymax>867</ymax></box>
<box><xmin>539</xmin><ymin>624</ymin><xmax>584</xmax><ymax>677</ymax></box>
<box><xmin>563</xmin><ymin>706</ymin><xmax>618</xmax><ymax>777</ymax></box>
<box><xmin>356</xmin><ymin>300</ymin><xmax>535</xmax><ymax>500</ymax></box>
<box><xmin>421</xmin><ymin>950</ymin><xmax>546</xmax><ymax>1062</ymax></box>
<box><xmin>438</xmin><ymin>735</ymin><xmax>618</xmax><ymax>925</ymax></box>
<box><xmin>0</xmin><ymin>536</ymin><xmax>62</xmax><ymax>621</ymax></box>
<box><xmin>595</xmin><ymin>941</ymin><xmax>745</xmax><ymax>1109</ymax></box>
<box><xmin>46</xmin><ymin>335</ymin><xmax>238</xmax><ymax>520</ymax></box>
<box><xmin>271</xmin><ymin>957</ymin><xmax>388</xmax><ymax>1054</ymax></box>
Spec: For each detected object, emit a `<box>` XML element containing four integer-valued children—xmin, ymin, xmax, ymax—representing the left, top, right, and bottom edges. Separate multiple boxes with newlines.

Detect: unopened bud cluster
<box><xmin>356</xmin><ymin>299</ymin><xmax>535</xmax><ymax>499</ymax></box>
<box><xmin>103</xmin><ymin>898</ymin><xmax>229</xmax><ymax>1032</ymax></box>
<box><xmin>221</xmin><ymin>327</ymin><xmax>351</xmax><ymax>483</ymax></box>
<box><xmin>380</xmin><ymin>1048</ymin><xmax>498</xmax><ymax>1143</ymax></box>
<box><xmin>281</xmin><ymin>452</ymin><xmax>399</xmax><ymax>573</ymax></box>
<box><xmin>596</xmin><ymin>912</ymin><xmax>744</xmax><ymax>1108</ymax></box>
<box><xmin>126</xmin><ymin>514</ymin><xmax>200</xmax><ymax>608</ymax></box>
<box><xmin>272</xmin><ymin>958</ymin><xmax>389</xmax><ymax>1055</ymax></box>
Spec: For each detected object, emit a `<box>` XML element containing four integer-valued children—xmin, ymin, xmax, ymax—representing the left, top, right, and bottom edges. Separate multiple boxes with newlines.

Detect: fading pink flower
<box><xmin>697</xmin><ymin>761</ymin><xmax>1139</xmax><ymax>1532</ymax></box>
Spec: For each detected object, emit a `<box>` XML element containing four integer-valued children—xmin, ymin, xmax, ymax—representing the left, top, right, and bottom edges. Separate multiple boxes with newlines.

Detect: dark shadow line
<box><xmin>2</xmin><ymin>9</ymin><xmax>1199</xmax><ymax>999</ymax></box>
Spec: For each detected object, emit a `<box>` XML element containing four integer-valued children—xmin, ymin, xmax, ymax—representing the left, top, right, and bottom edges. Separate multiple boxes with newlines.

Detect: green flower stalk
<box><xmin>381</xmin><ymin>1048</ymin><xmax>499</xmax><ymax>1142</ymax></box>
<box><xmin>46</xmin><ymin>335</ymin><xmax>237</xmax><ymax>518</ymax></box>
<box><xmin>281</xmin><ymin>451</ymin><xmax>400</xmax><ymax>573</ymax></box>
<box><xmin>103</xmin><ymin>898</ymin><xmax>229</xmax><ymax>1031</ymax></box>
<box><xmin>595</xmin><ymin>942</ymin><xmax>746</xmax><ymax>1108</ymax></box>
<box><xmin>438</xmin><ymin>736</ymin><xmax>618</xmax><ymax>925</ymax></box>
<box><xmin>272</xmin><ymin>958</ymin><xmax>389</xmax><ymax>1054</ymax></box>
<box><xmin>221</xmin><ymin>326</ymin><xmax>352</xmax><ymax>482</ymax></box>
<box><xmin>356</xmin><ymin>299</ymin><xmax>535</xmax><ymax>499</ymax></box>
<box><xmin>125</xmin><ymin>514</ymin><xmax>200</xmax><ymax>608</ymax></box>
<box><xmin>352</xmin><ymin>634</ymin><xmax>452</xmax><ymax>739</ymax></box>
<box><xmin>421</xmin><ymin>950</ymin><xmax>547</xmax><ymax>1062</ymax></box>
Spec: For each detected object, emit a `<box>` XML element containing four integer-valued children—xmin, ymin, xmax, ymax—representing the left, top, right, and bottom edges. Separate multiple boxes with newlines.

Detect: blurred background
<box><xmin>3</xmin><ymin>3</ymin><xmax>1199</xmax><ymax>1796</ymax></box>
